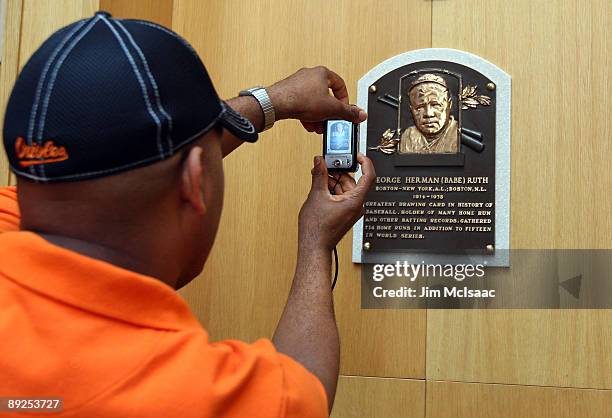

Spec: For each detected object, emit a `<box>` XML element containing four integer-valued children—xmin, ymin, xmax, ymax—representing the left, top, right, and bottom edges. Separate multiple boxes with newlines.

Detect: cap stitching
<box><xmin>113</xmin><ymin>19</ymin><xmax>174</xmax><ymax>154</ymax></box>
<box><xmin>11</xmin><ymin>112</ymin><xmax>223</xmax><ymax>182</ymax></box>
<box><xmin>26</xmin><ymin>18</ymin><xmax>88</xmax><ymax>179</ymax></box>
<box><xmin>126</xmin><ymin>20</ymin><xmax>201</xmax><ymax>63</ymax></box>
<box><xmin>118</xmin><ymin>21</ymin><xmax>260</xmax><ymax>143</ymax></box>
<box><xmin>222</xmin><ymin>102</ymin><xmax>257</xmax><ymax>134</ymax></box>
<box><xmin>100</xmin><ymin>16</ymin><xmax>164</xmax><ymax>159</ymax></box>
<box><xmin>36</xmin><ymin>16</ymin><xmax>102</xmax><ymax>182</ymax></box>
<box><xmin>124</xmin><ymin>21</ymin><xmax>258</xmax><ymax>140</ymax></box>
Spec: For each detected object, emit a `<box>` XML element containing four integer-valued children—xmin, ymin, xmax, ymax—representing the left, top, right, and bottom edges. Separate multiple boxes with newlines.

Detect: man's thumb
<box><xmin>311</xmin><ymin>156</ymin><xmax>328</xmax><ymax>191</ymax></box>
<box><xmin>334</xmin><ymin>100</ymin><xmax>366</xmax><ymax>123</ymax></box>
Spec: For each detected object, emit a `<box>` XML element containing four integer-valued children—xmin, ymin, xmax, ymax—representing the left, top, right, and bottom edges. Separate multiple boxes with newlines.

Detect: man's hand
<box><xmin>222</xmin><ymin>66</ymin><xmax>364</xmax><ymax>156</ymax></box>
<box><xmin>273</xmin><ymin>153</ymin><xmax>375</xmax><ymax>410</ymax></box>
<box><xmin>298</xmin><ymin>153</ymin><xmax>376</xmax><ymax>252</ymax></box>
<box><xmin>268</xmin><ymin>66</ymin><xmax>367</xmax><ymax>134</ymax></box>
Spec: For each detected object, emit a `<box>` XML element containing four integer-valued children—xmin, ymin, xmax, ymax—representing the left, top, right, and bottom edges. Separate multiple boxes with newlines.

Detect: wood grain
<box><xmin>1</xmin><ymin>0</ymin><xmax>97</xmax><ymax>185</ymax></box>
<box><xmin>428</xmin><ymin>0</ymin><xmax>612</xmax><ymax>390</ymax></box>
<box><xmin>332</xmin><ymin>376</ymin><xmax>424</xmax><ymax>418</ymax></box>
<box><xmin>17</xmin><ymin>0</ymin><xmax>98</xmax><ymax>71</ymax></box>
<box><xmin>100</xmin><ymin>0</ymin><xmax>172</xmax><ymax>27</ymax></box>
<box><xmin>427</xmin><ymin>310</ymin><xmax>612</xmax><ymax>389</ymax></box>
<box><xmin>0</xmin><ymin>0</ymin><xmax>23</xmax><ymax>186</ymax></box>
<box><xmin>432</xmin><ymin>0</ymin><xmax>612</xmax><ymax>250</ymax></box>
<box><xmin>427</xmin><ymin>380</ymin><xmax>612</xmax><ymax>418</ymax></box>
<box><xmin>174</xmin><ymin>0</ymin><xmax>431</xmax><ymax>378</ymax></box>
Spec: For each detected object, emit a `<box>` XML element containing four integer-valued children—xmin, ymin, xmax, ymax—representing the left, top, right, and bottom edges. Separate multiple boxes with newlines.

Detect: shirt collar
<box><xmin>0</xmin><ymin>231</ymin><xmax>202</xmax><ymax>331</ymax></box>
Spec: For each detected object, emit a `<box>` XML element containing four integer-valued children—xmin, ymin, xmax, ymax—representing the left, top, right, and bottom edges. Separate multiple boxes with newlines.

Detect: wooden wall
<box><xmin>0</xmin><ymin>0</ymin><xmax>21</xmax><ymax>185</ymax></box>
<box><xmin>1</xmin><ymin>1</ymin><xmax>610</xmax><ymax>416</ymax></box>
<box><xmin>171</xmin><ymin>0</ymin><xmax>431</xmax><ymax>381</ymax></box>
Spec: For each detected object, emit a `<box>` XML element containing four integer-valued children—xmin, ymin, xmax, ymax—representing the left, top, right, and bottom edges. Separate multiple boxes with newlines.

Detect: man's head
<box><xmin>17</xmin><ymin>125</ymin><xmax>225</xmax><ymax>288</ymax></box>
<box><xmin>4</xmin><ymin>12</ymin><xmax>257</xmax><ymax>288</ymax></box>
<box><xmin>334</xmin><ymin>123</ymin><xmax>345</xmax><ymax>135</ymax></box>
<box><xmin>408</xmin><ymin>74</ymin><xmax>452</xmax><ymax>137</ymax></box>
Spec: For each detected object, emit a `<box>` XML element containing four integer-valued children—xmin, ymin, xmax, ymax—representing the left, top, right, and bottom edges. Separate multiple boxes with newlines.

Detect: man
<box><xmin>398</xmin><ymin>73</ymin><xmax>459</xmax><ymax>154</ymax></box>
<box><xmin>0</xmin><ymin>12</ymin><xmax>375</xmax><ymax>417</ymax></box>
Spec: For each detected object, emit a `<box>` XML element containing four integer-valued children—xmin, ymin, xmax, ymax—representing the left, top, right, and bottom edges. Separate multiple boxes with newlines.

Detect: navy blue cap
<box><xmin>3</xmin><ymin>11</ymin><xmax>257</xmax><ymax>182</ymax></box>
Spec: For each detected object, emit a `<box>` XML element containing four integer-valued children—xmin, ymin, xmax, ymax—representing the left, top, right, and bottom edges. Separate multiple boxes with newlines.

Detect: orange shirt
<box><xmin>0</xmin><ymin>187</ymin><xmax>327</xmax><ymax>417</ymax></box>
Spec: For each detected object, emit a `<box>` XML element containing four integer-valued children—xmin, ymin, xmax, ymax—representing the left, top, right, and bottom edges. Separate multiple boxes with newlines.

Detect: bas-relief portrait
<box><xmin>399</xmin><ymin>73</ymin><xmax>458</xmax><ymax>154</ymax></box>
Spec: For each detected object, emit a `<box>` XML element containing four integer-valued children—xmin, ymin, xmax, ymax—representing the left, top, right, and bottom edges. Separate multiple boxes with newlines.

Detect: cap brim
<box><xmin>219</xmin><ymin>101</ymin><xmax>258</xmax><ymax>143</ymax></box>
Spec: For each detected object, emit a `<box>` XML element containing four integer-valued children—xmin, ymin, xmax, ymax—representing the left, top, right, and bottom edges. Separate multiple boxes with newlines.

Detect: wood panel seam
<box><xmin>2</xmin><ymin>0</ymin><xmax>25</xmax><ymax>186</ymax></box>
<box><xmin>340</xmin><ymin>374</ymin><xmax>425</xmax><ymax>382</ymax></box>
<box><xmin>427</xmin><ymin>378</ymin><xmax>612</xmax><ymax>392</ymax></box>
<box><xmin>426</xmin><ymin>5</ymin><xmax>432</xmax><ymax>417</ymax></box>
<box><xmin>9</xmin><ymin>0</ymin><xmax>24</xmax><ymax>186</ymax></box>
<box><xmin>338</xmin><ymin>375</ymin><xmax>612</xmax><ymax>391</ymax></box>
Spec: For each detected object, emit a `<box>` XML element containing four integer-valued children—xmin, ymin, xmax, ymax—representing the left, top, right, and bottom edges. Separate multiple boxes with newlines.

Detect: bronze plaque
<box><xmin>353</xmin><ymin>49</ymin><xmax>511</xmax><ymax>266</ymax></box>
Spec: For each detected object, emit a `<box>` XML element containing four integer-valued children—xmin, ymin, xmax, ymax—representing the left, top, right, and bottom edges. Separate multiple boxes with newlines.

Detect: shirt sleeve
<box><xmin>205</xmin><ymin>338</ymin><xmax>329</xmax><ymax>418</ymax></box>
<box><xmin>276</xmin><ymin>349</ymin><xmax>329</xmax><ymax>418</ymax></box>
<box><xmin>0</xmin><ymin>187</ymin><xmax>20</xmax><ymax>233</ymax></box>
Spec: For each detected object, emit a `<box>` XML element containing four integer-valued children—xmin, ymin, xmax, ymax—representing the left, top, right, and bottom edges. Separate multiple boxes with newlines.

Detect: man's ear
<box><xmin>180</xmin><ymin>146</ymin><xmax>206</xmax><ymax>215</ymax></box>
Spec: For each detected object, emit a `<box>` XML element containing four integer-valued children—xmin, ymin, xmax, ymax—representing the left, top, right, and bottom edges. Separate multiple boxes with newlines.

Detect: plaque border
<box><xmin>352</xmin><ymin>48</ymin><xmax>511</xmax><ymax>267</ymax></box>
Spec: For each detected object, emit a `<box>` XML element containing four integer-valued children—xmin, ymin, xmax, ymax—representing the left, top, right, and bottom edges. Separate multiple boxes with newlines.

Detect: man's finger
<box><xmin>300</xmin><ymin>121</ymin><xmax>325</xmax><ymax>134</ymax></box>
<box><xmin>326</xmin><ymin>69</ymin><xmax>367</xmax><ymax>122</ymax></box>
<box><xmin>301</xmin><ymin>121</ymin><xmax>316</xmax><ymax>132</ymax></box>
<box><xmin>330</xmin><ymin>99</ymin><xmax>367</xmax><ymax>124</ymax></box>
<box><xmin>327</xmin><ymin>69</ymin><xmax>350</xmax><ymax>104</ymax></box>
<box><xmin>311</xmin><ymin>156</ymin><xmax>330</xmax><ymax>193</ymax></box>
<box><xmin>354</xmin><ymin>153</ymin><xmax>376</xmax><ymax>195</ymax></box>
<box><xmin>328</xmin><ymin>176</ymin><xmax>342</xmax><ymax>194</ymax></box>
<box><xmin>314</xmin><ymin>122</ymin><xmax>325</xmax><ymax>134</ymax></box>
<box><xmin>336</xmin><ymin>173</ymin><xmax>356</xmax><ymax>192</ymax></box>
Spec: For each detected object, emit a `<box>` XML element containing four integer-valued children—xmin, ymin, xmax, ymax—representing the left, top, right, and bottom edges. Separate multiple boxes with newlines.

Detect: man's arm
<box><xmin>273</xmin><ymin>154</ymin><xmax>376</xmax><ymax>412</ymax></box>
<box><xmin>222</xmin><ymin>95</ymin><xmax>265</xmax><ymax>156</ymax></box>
<box><xmin>221</xmin><ymin>67</ymin><xmax>367</xmax><ymax>157</ymax></box>
<box><xmin>221</xmin><ymin>66</ymin><xmax>373</xmax><ymax>411</ymax></box>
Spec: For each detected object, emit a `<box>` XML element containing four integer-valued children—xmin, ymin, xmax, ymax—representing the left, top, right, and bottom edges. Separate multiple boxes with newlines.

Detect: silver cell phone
<box><xmin>323</xmin><ymin>120</ymin><xmax>359</xmax><ymax>172</ymax></box>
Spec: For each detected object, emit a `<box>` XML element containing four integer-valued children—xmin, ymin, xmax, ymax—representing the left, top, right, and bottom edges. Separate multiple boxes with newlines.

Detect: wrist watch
<box><xmin>238</xmin><ymin>86</ymin><xmax>275</xmax><ymax>131</ymax></box>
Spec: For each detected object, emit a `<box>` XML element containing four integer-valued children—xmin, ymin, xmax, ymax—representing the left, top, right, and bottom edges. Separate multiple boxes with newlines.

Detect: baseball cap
<box><xmin>3</xmin><ymin>11</ymin><xmax>258</xmax><ymax>183</ymax></box>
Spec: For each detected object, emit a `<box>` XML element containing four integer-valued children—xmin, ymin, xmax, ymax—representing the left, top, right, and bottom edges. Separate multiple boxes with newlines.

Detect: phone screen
<box><xmin>326</xmin><ymin>120</ymin><xmax>352</xmax><ymax>154</ymax></box>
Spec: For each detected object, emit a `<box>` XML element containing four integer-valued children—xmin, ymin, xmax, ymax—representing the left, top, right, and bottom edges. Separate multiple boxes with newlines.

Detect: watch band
<box><xmin>239</xmin><ymin>86</ymin><xmax>275</xmax><ymax>131</ymax></box>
